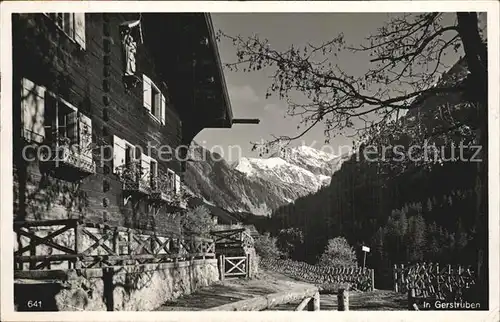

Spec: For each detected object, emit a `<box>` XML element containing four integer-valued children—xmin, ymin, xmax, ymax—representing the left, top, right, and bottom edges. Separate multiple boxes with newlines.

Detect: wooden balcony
<box><xmin>123</xmin><ymin>177</ymin><xmax>150</xmax><ymax>195</ymax></box>
<box><xmin>149</xmin><ymin>176</ymin><xmax>174</xmax><ymax>203</ymax></box>
<box><xmin>120</xmin><ymin>161</ymin><xmax>150</xmax><ymax>195</ymax></box>
<box><xmin>44</xmin><ymin>143</ymin><xmax>96</xmax><ymax>176</ymax></box>
<box><xmin>149</xmin><ymin>173</ymin><xmax>187</xmax><ymax>209</ymax></box>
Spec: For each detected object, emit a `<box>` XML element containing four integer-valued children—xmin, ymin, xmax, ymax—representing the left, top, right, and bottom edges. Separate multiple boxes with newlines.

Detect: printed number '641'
<box><xmin>27</xmin><ymin>300</ymin><xmax>42</xmax><ymax>308</ymax></box>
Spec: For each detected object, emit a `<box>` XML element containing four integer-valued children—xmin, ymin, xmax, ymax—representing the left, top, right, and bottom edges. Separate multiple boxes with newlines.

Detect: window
<box><xmin>125</xmin><ymin>143</ymin><xmax>135</xmax><ymax>168</ymax></box>
<box><xmin>150</xmin><ymin>160</ymin><xmax>158</xmax><ymax>187</ymax></box>
<box><xmin>113</xmin><ymin>137</ymin><xmax>143</xmax><ymax>181</ymax></box>
<box><xmin>113</xmin><ymin>136</ymin><xmax>136</xmax><ymax>174</ymax></box>
<box><xmin>151</xmin><ymin>84</ymin><xmax>161</xmax><ymax>120</ymax></box>
<box><xmin>45</xmin><ymin>13</ymin><xmax>86</xmax><ymax>49</ymax></box>
<box><xmin>142</xmin><ymin>74</ymin><xmax>166</xmax><ymax>125</ymax></box>
<box><xmin>20</xmin><ymin>78</ymin><xmax>92</xmax><ymax>154</ymax></box>
<box><xmin>166</xmin><ymin>169</ymin><xmax>175</xmax><ymax>191</ymax></box>
<box><xmin>113</xmin><ymin>137</ymin><xmax>158</xmax><ymax>190</ymax></box>
<box><xmin>140</xmin><ymin>153</ymin><xmax>151</xmax><ymax>184</ymax></box>
<box><xmin>44</xmin><ymin>93</ymin><xmax>78</xmax><ymax>146</ymax></box>
<box><xmin>164</xmin><ymin>170</ymin><xmax>181</xmax><ymax>194</ymax></box>
<box><xmin>43</xmin><ymin>93</ymin><xmax>92</xmax><ymax>158</ymax></box>
<box><xmin>175</xmin><ymin>174</ymin><xmax>181</xmax><ymax>195</ymax></box>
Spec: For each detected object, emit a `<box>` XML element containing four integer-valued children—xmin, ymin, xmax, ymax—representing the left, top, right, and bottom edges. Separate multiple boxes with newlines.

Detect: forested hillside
<box><xmin>262</xmin><ymin>59</ymin><xmax>483</xmax><ymax>288</ymax></box>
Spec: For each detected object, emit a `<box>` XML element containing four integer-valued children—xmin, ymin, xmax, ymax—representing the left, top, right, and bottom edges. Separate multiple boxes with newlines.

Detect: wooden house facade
<box><xmin>12</xmin><ymin>12</ymin><xmax>235</xmax><ymax>235</ymax></box>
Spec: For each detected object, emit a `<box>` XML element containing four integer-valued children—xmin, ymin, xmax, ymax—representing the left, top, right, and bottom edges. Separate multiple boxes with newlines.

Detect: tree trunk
<box><xmin>456</xmin><ymin>12</ymin><xmax>488</xmax><ymax>308</ymax></box>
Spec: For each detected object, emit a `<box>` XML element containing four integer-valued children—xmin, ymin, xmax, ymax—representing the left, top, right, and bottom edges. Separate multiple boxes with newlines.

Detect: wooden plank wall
<box><xmin>12</xmin><ymin>13</ymin><xmax>184</xmax><ymax>234</ymax></box>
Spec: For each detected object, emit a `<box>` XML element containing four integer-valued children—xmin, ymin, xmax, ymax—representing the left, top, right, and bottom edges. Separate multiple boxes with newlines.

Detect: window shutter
<box><xmin>74</xmin><ymin>13</ymin><xmax>86</xmax><ymax>49</ymax></box>
<box><xmin>43</xmin><ymin>93</ymin><xmax>57</xmax><ymax>144</ymax></box>
<box><xmin>175</xmin><ymin>174</ymin><xmax>181</xmax><ymax>195</ymax></box>
<box><xmin>21</xmin><ymin>78</ymin><xmax>46</xmax><ymax>143</ymax></box>
<box><xmin>141</xmin><ymin>153</ymin><xmax>151</xmax><ymax>184</ymax></box>
<box><xmin>143</xmin><ymin>74</ymin><xmax>152</xmax><ymax>112</ymax></box>
<box><xmin>167</xmin><ymin>169</ymin><xmax>175</xmax><ymax>191</ymax></box>
<box><xmin>78</xmin><ymin>113</ymin><xmax>92</xmax><ymax>158</ymax></box>
<box><xmin>63</xmin><ymin>13</ymin><xmax>74</xmax><ymax>38</ymax></box>
<box><xmin>150</xmin><ymin>160</ymin><xmax>158</xmax><ymax>178</ymax></box>
<box><xmin>66</xmin><ymin>110</ymin><xmax>79</xmax><ymax>145</ymax></box>
<box><xmin>161</xmin><ymin>94</ymin><xmax>166</xmax><ymax>125</ymax></box>
<box><xmin>113</xmin><ymin>135</ymin><xmax>126</xmax><ymax>173</ymax></box>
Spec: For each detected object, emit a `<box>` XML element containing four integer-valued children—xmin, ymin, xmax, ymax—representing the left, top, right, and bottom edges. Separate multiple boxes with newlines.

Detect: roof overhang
<box><xmin>141</xmin><ymin>13</ymin><xmax>233</xmax><ymax>143</ymax></box>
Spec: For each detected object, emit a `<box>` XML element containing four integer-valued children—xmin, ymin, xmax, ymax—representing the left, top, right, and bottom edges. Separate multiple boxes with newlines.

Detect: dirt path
<box><xmin>156</xmin><ymin>270</ymin><xmax>407</xmax><ymax>311</ymax></box>
<box><xmin>156</xmin><ymin>271</ymin><xmax>312</xmax><ymax>311</ymax></box>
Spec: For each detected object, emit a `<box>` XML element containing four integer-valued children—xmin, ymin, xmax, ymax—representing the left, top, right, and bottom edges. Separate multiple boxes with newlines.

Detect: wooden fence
<box><xmin>210</xmin><ymin>228</ymin><xmax>254</xmax><ymax>250</ymax></box>
<box><xmin>208</xmin><ymin>286</ymin><xmax>320</xmax><ymax>311</ymax></box>
<box><xmin>393</xmin><ymin>263</ymin><xmax>476</xmax><ymax>301</ymax></box>
<box><xmin>14</xmin><ymin>219</ymin><xmax>215</xmax><ymax>271</ymax></box>
<box><xmin>260</xmin><ymin>258</ymin><xmax>375</xmax><ymax>292</ymax></box>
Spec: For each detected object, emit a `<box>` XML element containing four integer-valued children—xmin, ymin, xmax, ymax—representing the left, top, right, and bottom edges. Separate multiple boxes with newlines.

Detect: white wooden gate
<box><xmin>219</xmin><ymin>255</ymin><xmax>250</xmax><ymax>278</ymax></box>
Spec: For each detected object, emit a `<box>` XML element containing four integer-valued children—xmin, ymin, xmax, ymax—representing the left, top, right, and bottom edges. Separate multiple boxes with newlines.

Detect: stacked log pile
<box><xmin>260</xmin><ymin>258</ymin><xmax>374</xmax><ymax>292</ymax></box>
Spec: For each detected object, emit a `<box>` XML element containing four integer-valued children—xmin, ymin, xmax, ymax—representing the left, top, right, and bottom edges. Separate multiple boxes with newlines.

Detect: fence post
<box><xmin>113</xmin><ymin>228</ymin><xmax>119</xmax><ymax>255</ymax></box>
<box><xmin>307</xmin><ymin>291</ymin><xmax>320</xmax><ymax>311</ymax></box>
<box><xmin>337</xmin><ymin>288</ymin><xmax>349</xmax><ymax>311</ymax></box>
<box><xmin>218</xmin><ymin>255</ymin><xmax>225</xmax><ymax>281</ymax></box>
<box><xmin>74</xmin><ymin>220</ymin><xmax>83</xmax><ymax>269</ymax></box>
<box><xmin>313</xmin><ymin>291</ymin><xmax>320</xmax><ymax>311</ymax></box>
<box><xmin>127</xmin><ymin>229</ymin><xmax>134</xmax><ymax>265</ymax></box>
<box><xmin>407</xmin><ymin>288</ymin><xmax>416</xmax><ymax>310</ymax></box>
<box><xmin>371</xmin><ymin>269</ymin><xmax>375</xmax><ymax>291</ymax></box>
<box><xmin>393</xmin><ymin>264</ymin><xmax>398</xmax><ymax>292</ymax></box>
<box><xmin>246</xmin><ymin>253</ymin><xmax>251</xmax><ymax>278</ymax></box>
<box><xmin>400</xmin><ymin>263</ymin><xmax>405</xmax><ymax>291</ymax></box>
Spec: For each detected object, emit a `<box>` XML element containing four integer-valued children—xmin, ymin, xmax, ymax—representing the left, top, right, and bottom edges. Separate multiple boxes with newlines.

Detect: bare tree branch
<box><xmin>217</xmin><ymin>12</ymin><xmax>486</xmax><ymax>153</ymax></box>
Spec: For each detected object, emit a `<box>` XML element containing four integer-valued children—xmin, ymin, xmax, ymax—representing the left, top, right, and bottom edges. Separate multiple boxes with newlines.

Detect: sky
<box><xmin>195</xmin><ymin>13</ymin><xmax>461</xmax><ymax>163</ymax></box>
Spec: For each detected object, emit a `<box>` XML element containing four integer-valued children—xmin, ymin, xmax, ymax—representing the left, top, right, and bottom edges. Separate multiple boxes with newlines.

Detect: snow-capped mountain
<box><xmin>234</xmin><ymin>145</ymin><xmax>343</xmax><ymax>191</ymax></box>
<box><xmin>183</xmin><ymin>143</ymin><xmax>349</xmax><ymax>216</ymax></box>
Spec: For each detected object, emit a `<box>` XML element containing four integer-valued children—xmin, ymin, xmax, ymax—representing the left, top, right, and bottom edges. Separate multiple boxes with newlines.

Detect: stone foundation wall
<box><xmin>14</xmin><ymin>259</ymin><xmax>219</xmax><ymax>311</ymax></box>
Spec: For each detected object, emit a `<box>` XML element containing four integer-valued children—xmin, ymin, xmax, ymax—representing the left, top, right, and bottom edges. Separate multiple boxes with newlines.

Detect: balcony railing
<box><xmin>119</xmin><ymin>161</ymin><xmax>150</xmax><ymax>195</ymax></box>
<box><xmin>150</xmin><ymin>173</ymin><xmax>175</xmax><ymax>202</ymax></box>
<box><xmin>149</xmin><ymin>170</ymin><xmax>187</xmax><ymax>209</ymax></box>
<box><xmin>45</xmin><ymin>141</ymin><xmax>96</xmax><ymax>175</ymax></box>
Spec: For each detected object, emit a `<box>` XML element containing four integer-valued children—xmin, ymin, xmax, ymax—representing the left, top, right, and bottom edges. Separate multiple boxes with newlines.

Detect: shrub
<box><xmin>318</xmin><ymin>237</ymin><xmax>357</xmax><ymax>267</ymax></box>
<box><xmin>277</xmin><ymin>227</ymin><xmax>304</xmax><ymax>259</ymax></box>
<box><xmin>180</xmin><ymin>205</ymin><xmax>215</xmax><ymax>237</ymax></box>
<box><xmin>254</xmin><ymin>232</ymin><xmax>282</xmax><ymax>259</ymax></box>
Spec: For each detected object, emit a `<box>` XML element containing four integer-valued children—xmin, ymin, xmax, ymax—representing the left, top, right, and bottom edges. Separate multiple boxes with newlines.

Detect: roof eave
<box><xmin>204</xmin><ymin>13</ymin><xmax>234</xmax><ymax>127</ymax></box>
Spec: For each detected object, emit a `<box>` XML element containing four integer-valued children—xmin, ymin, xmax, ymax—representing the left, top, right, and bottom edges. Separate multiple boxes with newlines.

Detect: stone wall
<box><xmin>14</xmin><ymin>259</ymin><xmax>219</xmax><ymax>311</ymax></box>
<box><xmin>260</xmin><ymin>258</ymin><xmax>374</xmax><ymax>292</ymax></box>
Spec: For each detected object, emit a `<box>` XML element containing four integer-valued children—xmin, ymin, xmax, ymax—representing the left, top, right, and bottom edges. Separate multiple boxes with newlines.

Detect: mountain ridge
<box><xmin>183</xmin><ymin>143</ymin><xmax>349</xmax><ymax>216</ymax></box>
